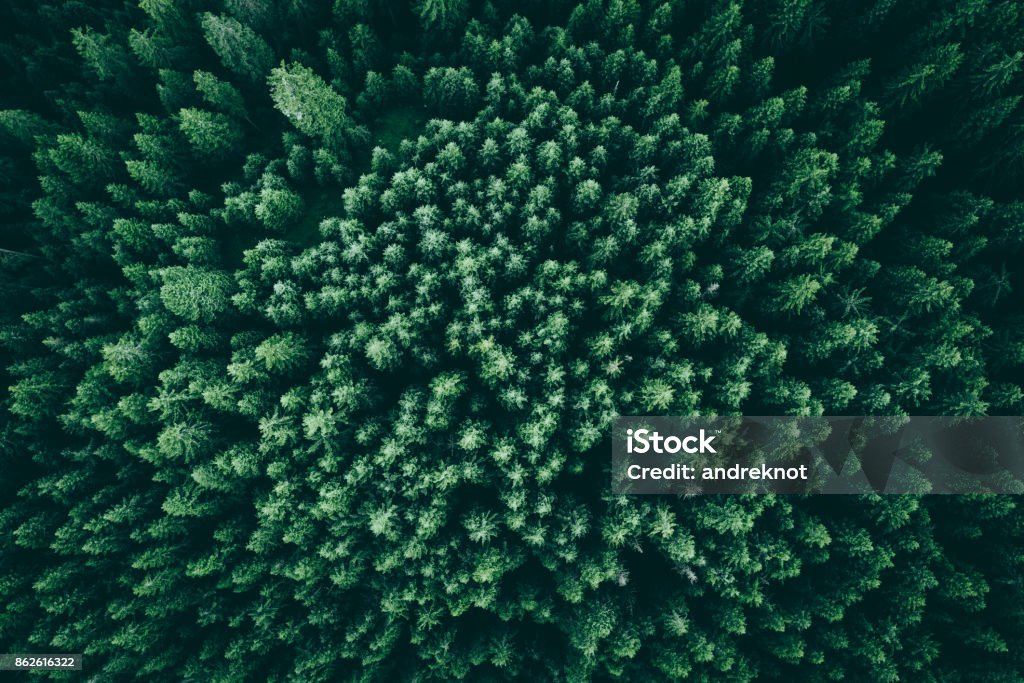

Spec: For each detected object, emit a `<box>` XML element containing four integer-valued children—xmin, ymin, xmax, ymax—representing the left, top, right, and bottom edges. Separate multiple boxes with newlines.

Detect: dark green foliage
<box><xmin>1</xmin><ymin>0</ymin><xmax>1023</xmax><ymax>681</ymax></box>
<box><xmin>199</xmin><ymin>12</ymin><xmax>275</xmax><ymax>84</ymax></box>
<box><xmin>415</xmin><ymin>0</ymin><xmax>469</xmax><ymax>31</ymax></box>
<box><xmin>268</xmin><ymin>61</ymin><xmax>349</xmax><ymax>148</ymax></box>
<box><xmin>159</xmin><ymin>265</ymin><xmax>235</xmax><ymax>321</ymax></box>
<box><xmin>424</xmin><ymin>66</ymin><xmax>481</xmax><ymax>117</ymax></box>
<box><xmin>178</xmin><ymin>108</ymin><xmax>243</xmax><ymax>159</ymax></box>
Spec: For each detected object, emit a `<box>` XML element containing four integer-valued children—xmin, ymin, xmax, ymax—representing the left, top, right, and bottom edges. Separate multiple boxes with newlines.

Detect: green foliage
<box><xmin>199</xmin><ymin>12</ymin><xmax>274</xmax><ymax>83</ymax></box>
<box><xmin>193</xmin><ymin>70</ymin><xmax>248</xmax><ymax>121</ymax></box>
<box><xmin>178</xmin><ymin>108</ymin><xmax>242</xmax><ymax>159</ymax></box>
<box><xmin>254</xmin><ymin>180</ymin><xmax>304</xmax><ymax>232</ymax></box>
<box><xmin>1</xmin><ymin>0</ymin><xmax>1023</xmax><ymax>681</ymax></box>
<box><xmin>423</xmin><ymin>66</ymin><xmax>480</xmax><ymax>117</ymax></box>
<box><xmin>268</xmin><ymin>61</ymin><xmax>349</xmax><ymax>148</ymax></box>
<box><xmin>159</xmin><ymin>266</ymin><xmax>234</xmax><ymax>321</ymax></box>
<box><xmin>415</xmin><ymin>0</ymin><xmax>469</xmax><ymax>31</ymax></box>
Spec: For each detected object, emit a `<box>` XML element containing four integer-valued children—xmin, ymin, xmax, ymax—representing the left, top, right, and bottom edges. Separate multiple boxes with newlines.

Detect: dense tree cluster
<box><xmin>1</xmin><ymin>0</ymin><xmax>1023</xmax><ymax>680</ymax></box>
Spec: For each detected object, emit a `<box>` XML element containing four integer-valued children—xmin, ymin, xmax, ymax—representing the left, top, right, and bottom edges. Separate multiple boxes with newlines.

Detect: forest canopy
<box><xmin>1</xmin><ymin>0</ymin><xmax>1023</xmax><ymax>680</ymax></box>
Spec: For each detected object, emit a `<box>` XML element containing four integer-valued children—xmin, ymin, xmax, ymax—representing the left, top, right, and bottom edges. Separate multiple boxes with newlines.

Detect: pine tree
<box><xmin>178</xmin><ymin>108</ymin><xmax>242</xmax><ymax>159</ymax></box>
<box><xmin>199</xmin><ymin>12</ymin><xmax>274</xmax><ymax>83</ymax></box>
<box><xmin>268</xmin><ymin>61</ymin><xmax>349</xmax><ymax>148</ymax></box>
